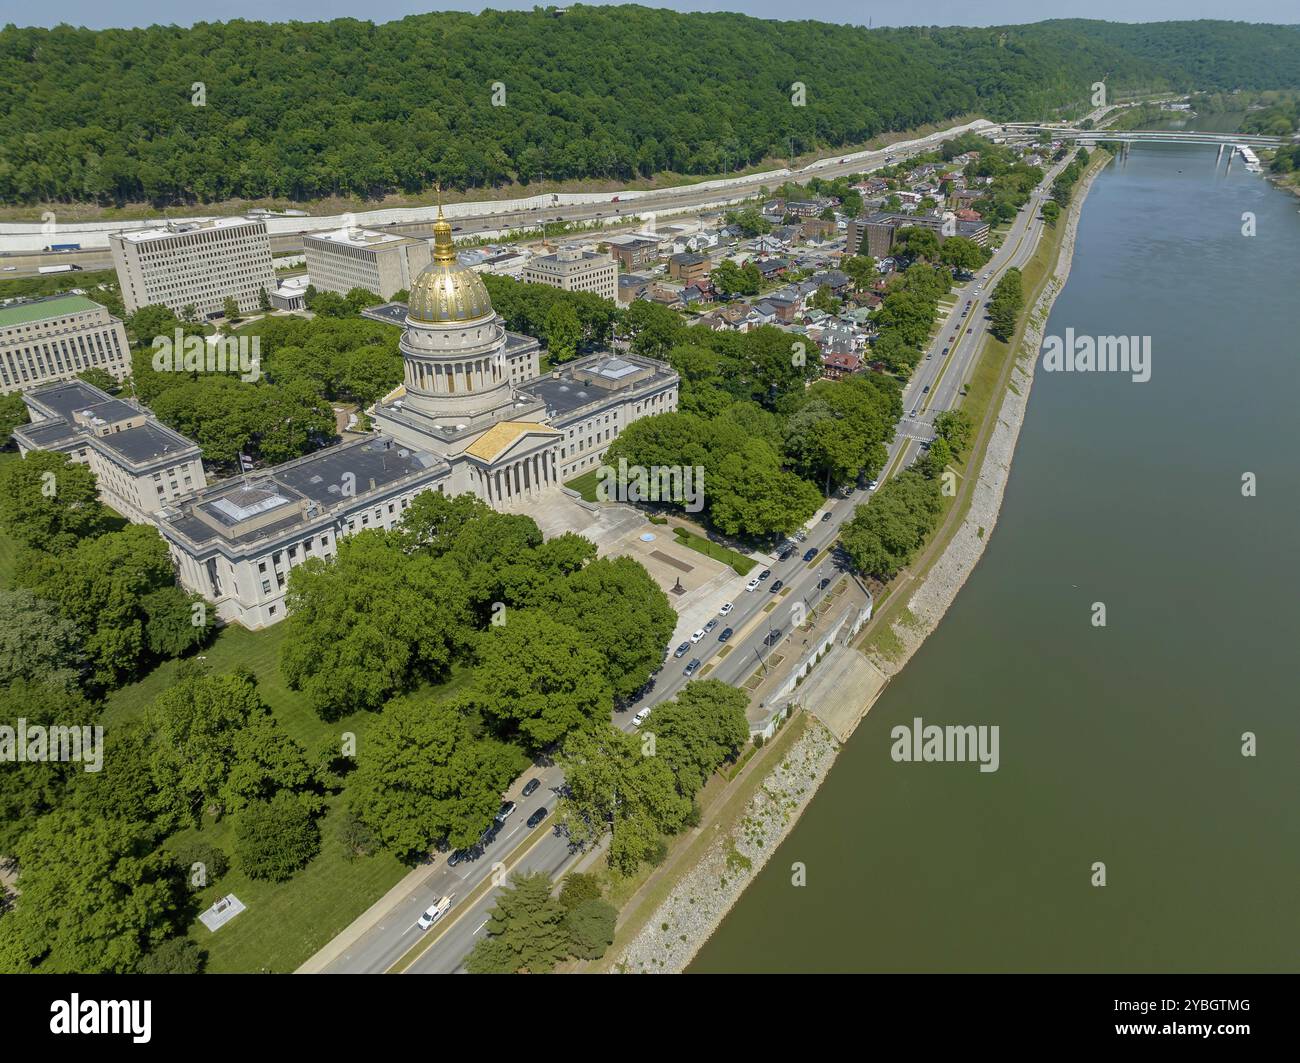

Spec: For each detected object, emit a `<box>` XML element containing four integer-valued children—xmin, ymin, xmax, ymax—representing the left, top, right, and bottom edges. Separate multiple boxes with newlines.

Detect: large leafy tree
<box><xmin>558</xmin><ymin>726</ymin><xmax>693</xmax><ymax>874</ymax></box>
<box><xmin>349</xmin><ymin>693</ymin><xmax>526</xmax><ymax>860</ymax></box>
<box><xmin>650</xmin><ymin>679</ymin><xmax>750</xmax><ymax>796</ymax></box>
<box><xmin>233</xmin><ymin>792</ymin><xmax>321</xmax><ymax>882</ymax></box>
<box><xmin>0</xmin><ymin>450</ymin><xmax>106</xmax><ymax>553</ymax></box>
<box><xmin>840</xmin><ymin>467</ymin><xmax>942</xmax><ymax>580</ymax></box>
<box><xmin>0</xmin><ymin>810</ymin><xmax>182</xmax><ymax>974</ymax></box>
<box><xmin>471</xmin><ymin>612</ymin><xmax>612</xmax><ymax>750</ymax></box>
<box><xmin>282</xmin><ymin>530</ymin><xmax>473</xmax><ymax>719</ymax></box>
<box><xmin>0</xmin><ymin>588</ymin><xmax>85</xmax><ymax>692</ymax></box>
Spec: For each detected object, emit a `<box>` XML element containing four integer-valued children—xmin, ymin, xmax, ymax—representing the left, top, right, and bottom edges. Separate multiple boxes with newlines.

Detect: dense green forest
<box><xmin>1</xmin><ymin>10</ymin><xmax>1297</xmax><ymax>206</ymax></box>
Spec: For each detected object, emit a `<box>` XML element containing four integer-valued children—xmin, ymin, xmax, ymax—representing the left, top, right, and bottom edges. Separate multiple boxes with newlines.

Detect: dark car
<box><xmin>769</xmin><ymin>579</ymin><xmax>784</xmax><ymax>593</ymax></box>
<box><xmin>818</xmin><ymin>577</ymin><xmax>832</xmax><ymax>590</ymax></box>
<box><xmin>803</xmin><ymin>548</ymin><xmax>818</xmax><ymax>562</ymax></box>
<box><xmin>778</xmin><ymin>547</ymin><xmax>794</xmax><ymax>562</ymax></box>
<box><xmin>718</xmin><ymin>627</ymin><xmax>734</xmax><ymax>643</ymax></box>
<box><xmin>820</xmin><ymin>512</ymin><xmax>832</xmax><ymax>522</ymax></box>
<box><xmin>521</xmin><ymin>778</ymin><xmax>541</xmax><ymax>798</ymax></box>
<box><xmin>758</xmin><ymin>569</ymin><xmax>772</xmax><ymax>581</ymax></box>
<box><xmin>448</xmin><ymin>846</ymin><xmax>479</xmax><ymax>867</ymax></box>
<box><xmin>922</xmin><ymin>385</ymin><xmax>930</xmax><ymax>394</ymax></box>
<box><xmin>763</xmin><ymin>628</ymin><xmax>783</xmax><ymax>647</ymax></box>
<box><xmin>672</xmin><ymin>641</ymin><xmax>691</xmax><ymax>659</ymax></box>
<box><xmin>526</xmin><ymin>807</ymin><xmax>550</xmax><ymax>829</ymax></box>
<box><xmin>683</xmin><ymin>658</ymin><xmax>702</xmax><ymax>677</ymax></box>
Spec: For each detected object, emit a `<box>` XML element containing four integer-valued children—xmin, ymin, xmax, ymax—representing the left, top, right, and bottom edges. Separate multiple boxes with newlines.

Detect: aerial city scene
<box><xmin>0</xmin><ymin>0</ymin><xmax>1295</xmax><ymax>1029</ymax></box>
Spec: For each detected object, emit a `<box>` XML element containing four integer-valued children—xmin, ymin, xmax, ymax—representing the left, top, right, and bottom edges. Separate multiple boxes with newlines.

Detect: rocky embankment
<box><xmin>614</xmin><ymin>719</ymin><xmax>838</xmax><ymax>974</ymax></box>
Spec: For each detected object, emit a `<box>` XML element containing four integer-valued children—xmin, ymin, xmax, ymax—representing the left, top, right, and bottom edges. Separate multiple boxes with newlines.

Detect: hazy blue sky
<box><xmin>6</xmin><ymin>1</ymin><xmax>1297</xmax><ymax>32</ymax></box>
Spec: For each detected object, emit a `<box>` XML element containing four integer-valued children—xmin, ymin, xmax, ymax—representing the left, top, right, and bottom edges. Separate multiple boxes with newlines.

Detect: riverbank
<box><xmin>611</xmin><ymin>152</ymin><xmax>1108</xmax><ymax>974</ymax></box>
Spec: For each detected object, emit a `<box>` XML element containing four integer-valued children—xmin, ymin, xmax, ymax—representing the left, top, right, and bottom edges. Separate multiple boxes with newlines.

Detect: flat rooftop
<box><xmin>24</xmin><ymin>379</ymin><xmax>117</xmax><ymax>421</ymax></box>
<box><xmin>305</xmin><ymin>226</ymin><xmax>424</xmax><ymax>250</ymax></box>
<box><xmin>96</xmin><ymin>421</ymin><xmax>199</xmax><ymax>465</ymax></box>
<box><xmin>115</xmin><ymin>216</ymin><xmax>264</xmax><ymax>244</ymax></box>
<box><xmin>165</xmin><ymin>437</ymin><xmax>446</xmax><ymax>548</ymax></box>
<box><xmin>0</xmin><ymin>294</ymin><xmax>102</xmax><ymax>329</ymax></box>
<box><xmin>521</xmin><ymin>354</ymin><xmax>673</xmax><ymax>418</ymax></box>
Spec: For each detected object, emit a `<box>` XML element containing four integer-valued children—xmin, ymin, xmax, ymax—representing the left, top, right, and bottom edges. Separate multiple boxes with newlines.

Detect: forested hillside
<box><xmin>1</xmin><ymin>9</ymin><xmax>1297</xmax><ymax>206</ymax></box>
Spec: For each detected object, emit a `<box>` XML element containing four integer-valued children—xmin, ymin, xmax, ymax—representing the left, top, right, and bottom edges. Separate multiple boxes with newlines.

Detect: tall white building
<box><xmin>0</xmin><ymin>295</ymin><xmax>130</xmax><ymax>394</ymax></box>
<box><xmin>302</xmin><ymin>226</ymin><xmax>432</xmax><ymax>300</ymax></box>
<box><xmin>109</xmin><ymin>217</ymin><xmax>275</xmax><ymax>320</ymax></box>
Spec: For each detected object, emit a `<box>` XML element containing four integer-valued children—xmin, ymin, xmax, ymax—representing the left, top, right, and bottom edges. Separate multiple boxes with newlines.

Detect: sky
<box><xmin>4</xmin><ymin>1</ymin><xmax>1296</xmax><ymax>32</ymax></box>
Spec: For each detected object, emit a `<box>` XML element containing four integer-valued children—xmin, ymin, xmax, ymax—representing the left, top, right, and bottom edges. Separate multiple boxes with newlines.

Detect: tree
<box><xmin>544</xmin><ymin>302</ymin><xmax>582</xmax><ymax>363</ymax></box>
<box><xmin>933</xmin><ymin>408</ymin><xmax>974</xmax><ymax>456</ymax></box>
<box><xmin>938</xmin><ymin>236</ymin><xmax>986</xmax><ymax>274</ymax></box>
<box><xmin>842</xmin><ymin>254</ymin><xmax>877</xmax><ymax>290</ymax></box>
<box><xmin>349</xmin><ymin>693</ymin><xmax>527</xmax><ymax>859</ymax></box>
<box><xmin>148</xmin><ymin>668</ymin><xmax>313</xmax><ymax>827</ymax></box>
<box><xmin>0</xmin><ymin>681</ymin><xmax>95</xmax><ymax>856</ymax></box>
<box><xmin>558</xmin><ymin>872</ymin><xmax>603</xmax><ymax>910</ymax></box>
<box><xmin>397</xmin><ymin>490</ymin><xmax>491</xmax><ymax>555</ymax></box>
<box><xmin>988</xmin><ymin>268</ymin><xmax>1023</xmax><ymax>342</ymax></box>
<box><xmin>234</xmin><ymin>792</ymin><xmax>320</xmax><ymax>881</ymax></box>
<box><xmin>465</xmin><ymin>871</ymin><xmax>569</xmax><ymax>974</ymax></box>
<box><xmin>564</xmin><ymin>899</ymin><xmax>617</xmax><ymax>959</ymax></box>
<box><xmin>708</xmin><ymin>440</ymin><xmax>823</xmax><ymax>539</ymax></box>
<box><xmin>0</xmin><ymin>450</ymin><xmax>106</xmax><ymax>552</ymax></box>
<box><xmin>1041</xmin><ymin>200</ymin><xmax>1061</xmax><ymax>225</ymax></box>
<box><xmin>222</xmin><ymin>296</ymin><xmax>241</xmax><ymax>322</ymax></box>
<box><xmin>0</xmin><ymin>588</ymin><xmax>85</xmax><ymax>691</ymax></box>
<box><xmin>558</xmin><ymin>726</ymin><xmax>692</xmax><ymax>874</ymax></box>
<box><xmin>137</xmin><ymin>936</ymin><xmax>205</xmax><ymax>974</ymax></box>
<box><xmin>257</xmin><ymin>287</ymin><xmax>272</xmax><ymax>312</ymax></box>
<box><xmin>810</xmin><ymin>285</ymin><xmax>841</xmax><ymax>314</ymax></box>
<box><xmin>0</xmin><ymin>810</ymin><xmax>182</xmax><ymax>974</ymax></box>
<box><xmin>0</xmin><ymin>393</ymin><xmax>29</xmax><ymax>449</ymax></box>
<box><xmin>649</xmin><ymin>680</ymin><xmax>750</xmax><ymax>796</ymax></box>
<box><xmin>282</xmin><ymin>530</ymin><xmax>473</xmax><ymax>719</ymax></box>
<box><xmin>839</xmin><ymin>467</ymin><xmax>942</xmax><ymax>580</ymax></box>
<box><xmin>543</xmin><ymin>556</ymin><xmax>676</xmax><ymax>703</ymax></box>
<box><xmin>471</xmin><ymin>612</ymin><xmax>612</xmax><ymax>750</ymax></box>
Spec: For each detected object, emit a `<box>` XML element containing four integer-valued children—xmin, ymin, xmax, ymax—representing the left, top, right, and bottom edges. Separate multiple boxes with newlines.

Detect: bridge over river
<box><xmin>1001</xmin><ymin>123</ymin><xmax>1286</xmax><ymax>148</ymax></box>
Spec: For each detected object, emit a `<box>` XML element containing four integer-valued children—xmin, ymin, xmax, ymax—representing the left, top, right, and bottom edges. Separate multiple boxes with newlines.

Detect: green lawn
<box><xmin>564</xmin><ymin>468</ymin><xmax>603</xmax><ymax>503</ymax></box>
<box><xmin>672</xmin><ymin>526</ymin><xmax>755</xmax><ymax>575</ymax></box>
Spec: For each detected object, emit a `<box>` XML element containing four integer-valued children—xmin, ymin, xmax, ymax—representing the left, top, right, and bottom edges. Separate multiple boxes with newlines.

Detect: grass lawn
<box><xmin>672</xmin><ymin>526</ymin><xmax>755</xmax><ymax>575</ymax></box>
<box><xmin>564</xmin><ymin>468</ymin><xmax>602</xmax><ymax>503</ymax></box>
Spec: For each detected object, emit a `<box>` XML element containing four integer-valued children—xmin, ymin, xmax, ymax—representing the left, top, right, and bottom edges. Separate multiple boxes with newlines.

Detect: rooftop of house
<box><xmin>0</xmin><ymin>295</ymin><xmax>104</xmax><ymax>329</ymax></box>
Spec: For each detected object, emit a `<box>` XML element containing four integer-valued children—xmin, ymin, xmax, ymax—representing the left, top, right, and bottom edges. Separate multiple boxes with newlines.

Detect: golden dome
<box><xmin>407</xmin><ymin>204</ymin><xmax>493</xmax><ymax>324</ymax></box>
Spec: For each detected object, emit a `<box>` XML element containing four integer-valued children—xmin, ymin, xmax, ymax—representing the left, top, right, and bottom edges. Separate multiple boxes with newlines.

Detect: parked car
<box><xmin>683</xmin><ymin>658</ymin><xmax>702</xmax><ymax>677</ymax></box>
<box><xmin>803</xmin><ymin>548</ymin><xmax>817</xmax><ymax>562</ymax></box>
<box><xmin>521</xmin><ymin>778</ymin><xmax>541</xmax><ymax>798</ymax></box>
<box><xmin>417</xmin><ymin>895</ymin><xmax>453</xmax><ymax>930</ymax></box>
<box><xmin>448</xmin><ymin>846</ymin><xmax>478</xmax><ymax>867</ymax></box>
<box><xmin>821</xmin><ymin>512</ymin><xmax>832</xmax><ymax>523</ymax></box>
<box><xmin>495</xmin><ymin>801</ymin><xmax>516</xmax><ymax>825</ymax></box>
<box><xmin>758</xmin><ymin>568</ymin><xmax>772</xmax><ymax>581</ymax></box>
<box><xmin>718</xmin><ymin>627</ymin><xmax>734</xmax><ymax>643</ymax></box>
<box><xmin>526</xmin><ymin>807</ymin><xmax>549</xmax><ymax>829</ymax></box>
<box><xmin>818</xmin><ymin>577</ymin><xmax>832</xmax><ymax>590</ymax></box>
<box><xmin>778</xmin><ymin>547</ymin><xmax>794</xmax><ymax>562</ymax></box>
<box><xmin>770</xmin><ymin>579</ymin><xmax>784</xmax><ymax>593</ymax></box>
<box><xmin>745</xmin><ymin>577</ymin><xmax>761</xmax><ymax>592</ymax></box>
<box><xmin>633</xmin><ymin>707</ymin><xmax>652</xmax><ymax>727</ymax></box>
<box><xmin>673</xmin><ymin>641</ymin><xmax>691</xmax><ymax>658</ymax></box>
<box><xmin>704</xmin><ymin>618</ymin><xmax>719</xmax><ymax>634</ymax></box>
<box><xmin>719</xmin><ymin>601</ymin><xmax>734</xmax><ymax>616</ymax></box>
<box><xmin>867</xmin><ymin>479</ymin><xmax>880</xmax><ymax>491</ymax></box>
<box><xmin>690</xmin><ymin>629</ymin><xmax>706</xmax><ymax>644</ymax></box>
<box><xmin>763</xmin><ymin>628</ymin><xmax>783</xmax><ymax>647</ymax></box>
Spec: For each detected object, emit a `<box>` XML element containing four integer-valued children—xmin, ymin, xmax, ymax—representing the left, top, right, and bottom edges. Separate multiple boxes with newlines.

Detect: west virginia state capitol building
<box><xmin>16</xmin><ymin>209</ymin><xmax>678</xmax><ymax>629</ymax></box>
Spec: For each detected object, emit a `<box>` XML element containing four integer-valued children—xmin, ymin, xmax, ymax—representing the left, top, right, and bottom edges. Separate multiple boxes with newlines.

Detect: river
<box><xmin>690</xmin><ymin>133</ymin><xmax>1300</xmax><ymax>972</ymax></box>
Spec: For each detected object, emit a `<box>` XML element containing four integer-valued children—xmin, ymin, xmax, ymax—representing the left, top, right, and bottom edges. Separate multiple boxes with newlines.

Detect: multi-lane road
<box><xmin>316</xmin><ymin>151</ymin><xmax>1078</xmax><ymax>976</ymax></box>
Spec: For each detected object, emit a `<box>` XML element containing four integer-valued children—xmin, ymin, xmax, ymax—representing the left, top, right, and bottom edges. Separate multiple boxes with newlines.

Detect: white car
<box><xmin>633</xmin><ymin>708</ymin><xmax>652</xmax><ymax>728</ymax></box>
<box><xmin>689</xmin><ymin>629</ymin><xmax>705</xmax><ymax>644</ymax></box>
<box><xmin>417</xmin><ymin>895</ymin><xmax>452</xmax><ymax>930</ymax></box>
<box><xmin>745</xmin><ymin>577</ymin><xmax>762</xmax><ymax>592</ymax></box>
<box><xmin>718</xmin><ymin>602</ymin><xmax>734</xmax><ymax>617</ymax></box>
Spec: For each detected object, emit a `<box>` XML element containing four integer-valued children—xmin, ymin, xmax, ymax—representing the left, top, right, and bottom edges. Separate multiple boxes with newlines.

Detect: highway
<box><xmin>317</xmin><ymin>150</ymin><xmax>1080</xmax><ymax>976</ymax></box>
<box><xmin>0</xmin><ymin>121</ymin><xmax>994</xmax><ymax>276</ymax></box>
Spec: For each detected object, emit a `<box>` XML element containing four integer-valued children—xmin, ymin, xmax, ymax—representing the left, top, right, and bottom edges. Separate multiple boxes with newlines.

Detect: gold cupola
<box><xmin>407</xmin><ymin>202</ymin><xmax>493</xmax><ymax>324</ymax></box>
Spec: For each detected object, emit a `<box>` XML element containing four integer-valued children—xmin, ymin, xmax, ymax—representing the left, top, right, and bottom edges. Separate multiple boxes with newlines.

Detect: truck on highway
<box><xmin>37</xmin><ymin>264</ymin><xmax>82</xmax><ymax>274</ymax></box>
<box><xmin>44</xmin><ymin>243</ymin><xmax>81</xmax><ymax>252</ymax></box>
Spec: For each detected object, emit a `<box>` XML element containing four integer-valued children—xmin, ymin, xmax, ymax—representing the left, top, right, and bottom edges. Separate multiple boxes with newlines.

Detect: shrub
<box><xmin>234</xmin><ymin>793</ymin><xmax>320</xmax><ymax>881</ymax></box>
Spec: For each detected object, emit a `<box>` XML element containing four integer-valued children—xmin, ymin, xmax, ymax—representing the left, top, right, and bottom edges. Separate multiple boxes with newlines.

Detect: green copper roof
<box><xmin>0</xmin><ymin>295</ymin><xmax>101</xmax><ymax>328</ymax></box>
